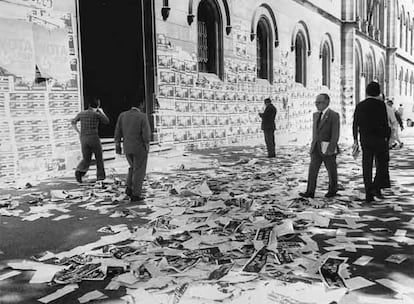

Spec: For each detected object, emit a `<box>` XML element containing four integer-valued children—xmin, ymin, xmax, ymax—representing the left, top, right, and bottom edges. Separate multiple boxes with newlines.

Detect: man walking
<box><xmin>114</xmin><ymin>104</ymin><xmax>151</xmax><ymax>202</ymax></box>
<box><xmin>299</xmin><ymin>93</ymin><xmax>340</xmax><ymax>198</ymax></box>
<box><xmin>353</xmin><ymin>82</ymin><xmax>390</xmax><ymax>202</ymax></box>
<box><xmin>386</xmin><ymin>100</ymin><xmax>404</xmax><ymax>149</ymax></box>
<box><xmin>259</xmin><ymin>98</ymin><xmax>277</xmax><ymax>158</ymax></box>
<box><xmin>72</xmin><ymin>96</ymin><xmax>109</xmax><ymax>183</ymax></box>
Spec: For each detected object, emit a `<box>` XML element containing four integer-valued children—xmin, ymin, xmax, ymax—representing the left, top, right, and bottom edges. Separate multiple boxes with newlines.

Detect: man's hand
<box><xmin>353</xmin><ymin>140</ymin><xmax>359</xmax><ymax>149</ymax></box>
<box><xmin>115</xmin><ymin>144</ymin><xmax>122</xmax><ymax>155</ymax></box>
<box><xmin>259</xmin><ymin>113</ymin><xmax>263</xmax><ymax>118</ymax></box>
<box><xmin>145</xmin><ymin>143</ymin><xmax>150</xmax><ymax>153</ymax></box>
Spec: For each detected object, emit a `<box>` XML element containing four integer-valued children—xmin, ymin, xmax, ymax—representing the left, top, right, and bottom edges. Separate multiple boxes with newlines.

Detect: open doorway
<box><xmin>78</xmin><ymin>0</ymin><xmax>148</xmax><ymax>138</ymax></box>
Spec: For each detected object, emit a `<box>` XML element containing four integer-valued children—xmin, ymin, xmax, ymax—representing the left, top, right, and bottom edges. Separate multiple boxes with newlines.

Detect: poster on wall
<box><xmin>0</xmin><ymin>17</ymin><xmax>36</xmax><ymax>82</ymax></box>
<box><xmin>33</xmin><ymin>24</ymin><xmax>71</xmax><ymax>82</ymax></box>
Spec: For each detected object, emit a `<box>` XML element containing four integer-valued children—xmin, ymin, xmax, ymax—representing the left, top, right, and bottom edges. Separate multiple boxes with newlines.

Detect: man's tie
<box><xmin>317</xmin><ymin>111</ymin><xmax>323</xmax><ymax>128</ymax></box>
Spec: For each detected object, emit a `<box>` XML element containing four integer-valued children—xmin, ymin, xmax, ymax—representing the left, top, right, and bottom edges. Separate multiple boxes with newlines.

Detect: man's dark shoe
<box><xmin>371</xmin><ymin>188</ymin><xmax>385</xmax><ymax>199</ymax></box>
<box><xmin>75</xmin><ymin>171</ymin><xmax>83</xmax><ymax>183</ymax></box>
<box><xmin>130</xmin><ymin>195</ymin><xmax>145</xmax><ymax>202</ymax></box>
<box><xmin>126</xmin><ymin>187</ymin><xmax>132</xmax><ymax>196</ymax></box>
<box><xmin>324</xmin><ymin>192</ymin><xmax>338</xmax><ymax>198</ymax></box>
<box><xmin>299</xmin><ymin>192</ymin><xmax>314</xmax><ymax>198</ymax></box>
<box><xmin>365</xmin><ymin>195</ymin><xmax>375</xmax><ymax>203</ymax></box>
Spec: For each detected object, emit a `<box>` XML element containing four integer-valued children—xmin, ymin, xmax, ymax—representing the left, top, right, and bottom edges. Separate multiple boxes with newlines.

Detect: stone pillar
<box><xmin>386</xmin><ymin>0</ymin><xmax>396</xmax><ymax>98</ymax></box>
<box><xmin>341</xmin><ymin>0</ymin><xmax>356</xmax><ymax>125</ymax></box>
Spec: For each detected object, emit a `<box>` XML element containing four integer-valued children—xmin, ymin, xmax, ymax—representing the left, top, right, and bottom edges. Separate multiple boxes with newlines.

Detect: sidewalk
<box><xmin>0</xmin><ymin>130</ymin><xmax>413</xmax><ymax>304</ymax></box>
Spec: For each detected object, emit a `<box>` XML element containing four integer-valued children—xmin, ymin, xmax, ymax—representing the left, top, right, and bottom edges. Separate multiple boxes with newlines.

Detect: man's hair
<box><xmin>264</xmin><ymin>98</ymin><xmax>272</xmax><ymax>103</ymax></box>
<box><xmin>86</xmin><ymin>96</ymin><xmax>99</xmax><ymax>108</ymax></box>
<box><xmin>400</xmin><ymin>104</ymin><xmax>403</xmax><ymax>106</ymax></box>
<box><xmin>387</xmin><ymin>100</ymin><xmax>394</xmax><ymax>105</ymax></box>
<box><xmin>318</xmin><ymin>93</ymin><xmax>330</xmax><ymax>103</ymax></box>
<box><xmin>366</xmin><ymin>81</ymin><xmax>381</xmax><ymax>97</ymax></box>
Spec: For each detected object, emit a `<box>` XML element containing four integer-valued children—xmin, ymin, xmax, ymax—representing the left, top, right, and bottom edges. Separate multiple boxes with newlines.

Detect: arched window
<box><xmin>406</xmin><ymin>16</ymin><xmax>410</xmax><ymax>52</ymax></box>
<box><xmin>295</xmin><ymin>32</ymin><xmax>307</xmax><ymax>86</ymax></box>
<box><xmin>400</xmin><ymin>14</ymin><xmax>404</xmax><ymax>48</ymax></box>
<box><xmin>405</xmin><ymin>70</ymin><xmax>409</xmax><ymax>95</ymax></box>
<box><xmin>366</xmin><ymin>55</ymin><xmax>374</xmax><ymax>84</ymax></box>
<box><xmin>321</xmin><ymin>42</ymin><xmax>331</xmax><ymax>88</ymax></box>
<box><xmin>256</xmin><ymin>17</ymin><xmax>273</xmax><ymax>82</ymax></box>
<box><xmin>197</xmin><ymin>0</ymin><xmax>223</xmax><ymax>78</ymax></box>
<box><xmin>377</xmin><ymin>60</ymin><xmax>385</xmax><ymax>91</ymax></box>
<box><xmin>379</xmin><ymin>1</ymin><xmax>385</xmax><ymax>43</ymax></box>
<box><xmin>411</xmin><ymin>23</ymin><xmax>414</xmax><ymax>55</ymax></box>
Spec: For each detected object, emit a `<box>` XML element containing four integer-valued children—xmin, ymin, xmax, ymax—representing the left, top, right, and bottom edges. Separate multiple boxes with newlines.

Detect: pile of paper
<box><xmin>1</xmin><ymin>145</ymin><xmax>414</xmax><ymax>304</ymax></box>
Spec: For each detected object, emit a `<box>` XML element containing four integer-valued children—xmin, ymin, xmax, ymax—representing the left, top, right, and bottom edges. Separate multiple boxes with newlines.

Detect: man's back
<box><xmin>115</xmin><ymin>108</ymin><xmax>151</xmax><ymax>154</ymax></box>
<box><xmin>353</xmin><ymin>97</ymin><xmax>388</xmax><ymax>138</ymax></box>
<box><xmin>72</xmin><ymin>108</ymin><xmax>109</xmax><ymax>136</ymax></box>
<box><xmin>261</xmin><ymin>103</ymin><xmax>276</xmax><ymax>130</ymax></box>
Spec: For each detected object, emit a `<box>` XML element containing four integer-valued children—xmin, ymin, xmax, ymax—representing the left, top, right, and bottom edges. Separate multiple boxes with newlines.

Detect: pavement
<box><xmin>0</xmin><ymin>126</ymin><xmax>414</xmax><ymax>304</ymax></box>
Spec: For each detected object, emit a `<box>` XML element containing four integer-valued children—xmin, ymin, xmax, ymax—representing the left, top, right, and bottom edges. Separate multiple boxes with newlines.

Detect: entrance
<box><xmin>78</xmin><ymin>0</ymin><xmax>154</xmax><ymax>138</ymax></box>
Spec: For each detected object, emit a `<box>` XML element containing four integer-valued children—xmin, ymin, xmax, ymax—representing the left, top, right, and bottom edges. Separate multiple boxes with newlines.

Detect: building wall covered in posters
<box><xmin>2</xmin><ymin>0</ymin><xmax>414</xmax><ymax>181</ymax></box>
<box><xmin>152</xmin><ymin>0</ymin><xmax>342</xmax><ymax>148</ymax></box>
<box><xmin>0</xmin><ymin>0</ymin><xmax>80</xmax><ymax>180</ymax></box>
<box><xmin>346</xmin><ymin>0</ymin><xmax>414</xmax><ymax>121</ymax></box>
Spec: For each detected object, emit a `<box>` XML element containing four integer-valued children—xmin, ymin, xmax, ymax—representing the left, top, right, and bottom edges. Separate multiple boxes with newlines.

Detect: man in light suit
<box><xmin>299</xmin><ymin>93</ymin><xmax>340</xmax><ymax>198</ymax></box>
<box><xmin>114</xmin><ymin>103</ymin><xmax>151</xmax><ymax>202</ymax></box>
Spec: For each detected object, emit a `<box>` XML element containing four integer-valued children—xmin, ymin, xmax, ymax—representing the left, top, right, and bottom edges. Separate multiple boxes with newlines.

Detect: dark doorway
<box><xmin>78</xmin><ymin>0</ymin><xmax>146</xmax><ymax>138</ymax></box>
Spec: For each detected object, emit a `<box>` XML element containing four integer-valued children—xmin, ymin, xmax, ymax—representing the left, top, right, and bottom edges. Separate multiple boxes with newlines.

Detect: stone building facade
<box><xmin>0</xmin><ymin>0</ymin><xmax>413</xmax><ymax>181</ymax></box>
<box><xmin>153</xmin><ymin>0</ymin><xmax>342</xmax><ymax>147</ymax></box>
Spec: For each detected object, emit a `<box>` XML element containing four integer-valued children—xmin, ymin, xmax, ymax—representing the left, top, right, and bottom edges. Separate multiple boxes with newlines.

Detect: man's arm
<box><xmin>142</xmin><ymin>115</ymin><xmax>151</xmax><ymax>152</ymax></box>
<box><xmin>97</xmin><ymin>108</ymin><xmax>110</xmax><ymax>125</ymax></box>
<box><xmin>327</xmin><ymin>112</ymin><xmax>340</xmax><ymax>154</ymax></box>
<box><xmin>114</xmin><ymin>115</ymin><xmax>122</xmax><ymax>154</ymax></box>
<box><xmin>71</xmin><ymin>114</ymin><xmax>80</xmax><ymax>135</ymax></box>
<box><xmin>395</xmin><ymin>111</ymin><xmax>404</xmax><ymax>129</ymax></box>
<box><xmin>352</xmin><ymin>106</ymin><xmax>359</xmax><ymax>144</ymax></box>
<box><xmin>261</xmin><ymin>105</ymin><xmax>273</xmax><ymax>120</ymax></box>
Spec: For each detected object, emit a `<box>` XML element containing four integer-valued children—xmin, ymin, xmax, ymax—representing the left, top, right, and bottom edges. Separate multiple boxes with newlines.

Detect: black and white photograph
<box><xmin>1</xmin><ymin>0</ymin><xmax>414</xmax><ymax>303</ymax></box>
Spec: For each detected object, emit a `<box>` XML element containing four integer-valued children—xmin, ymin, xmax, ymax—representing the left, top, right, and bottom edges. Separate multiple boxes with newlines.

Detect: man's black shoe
<box><xmin>299</xmin><ymin>192</ymin><xmax>314</xmax><ymax>198</ymax></box>
<box><xmin>75</xmin><ymin>170</ymin><xmax>83</xmax><ymax>183</ymax></box>
<box><xmin>365</xmin><ymin>195</ymin><xmax>375</xmax><ymax>203</ymax></box>
<box><xmin>324</xmin><ymin>192</ymin><xmax>338</xmax><ymax>198</ymax></box>
<box><xmin>371</xmin><ymin>188</ymin><xmax>385</xmax><ymax>199</ymax></box>
<box><xmin>130</xmin><ymin>195</ymin><xmax>145</xmax><ymax>202</ymax></box>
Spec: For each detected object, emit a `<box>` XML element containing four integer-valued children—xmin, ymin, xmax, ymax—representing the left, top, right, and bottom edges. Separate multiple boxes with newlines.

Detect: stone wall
<box><xmin>153</xmin><ymin>0</ymin><xmax>342</xmax><ymax>149</ymax></box>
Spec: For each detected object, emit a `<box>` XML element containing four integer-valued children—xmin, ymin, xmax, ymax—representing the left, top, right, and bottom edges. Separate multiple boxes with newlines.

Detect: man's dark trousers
<box><xmin>126</xmin><ymin>147</ymin><xmax>148</xmax><ymax>197</ymax></box>
<box><xmin>77</xmin><ymin>134</ymin><xmax>105</xmax><ymax>180</ymax></box>
<box><xmin>361</xmin><ymin>136</ymin><xmax>388</xmax><ymax>195</ymax></box>
<box><xmin>306</xmin><ymin>144</ymin><xmax>337</xmax><ymax>194</ymax></box>
<box><xmin>264</xmin><ymin>129</ymin><xmax>275</xmax><ymax>157</ymax></box>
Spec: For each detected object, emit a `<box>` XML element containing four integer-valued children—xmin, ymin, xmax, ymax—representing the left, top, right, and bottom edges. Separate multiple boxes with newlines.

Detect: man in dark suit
<box><xmin>114</xmin><ymin>103</ymin><xmax>151</xmax><ymax>202</ymax></box>
<box><xmin>300</xmin><ymin>93</ymin><xmax>340</xmax><ymax>198</ymax></box>
<box><xmin>259</xmin><ymin>98</ymin><xmax>277</xmax><ymax>157</ymax></box>
<box><xmin>353</xmin><ymin>82</ymin><xmax>390</xmax><ymax>202</ymax></box>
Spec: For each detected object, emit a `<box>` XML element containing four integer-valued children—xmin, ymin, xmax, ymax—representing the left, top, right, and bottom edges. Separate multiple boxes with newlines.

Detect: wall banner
<box><xmin>0</xmin><ymin>17</ymin><xmax>36</xmax><ymax>82</ymax></box>
<box><xmin>33</xmin><ymin>24</ymin><xmax>71</xmax><ymax>82</ymax></box>
<box><xmin>53</xmin><ymin>0</ymin><xmax>76</xmax><ymax>14</ymax></box>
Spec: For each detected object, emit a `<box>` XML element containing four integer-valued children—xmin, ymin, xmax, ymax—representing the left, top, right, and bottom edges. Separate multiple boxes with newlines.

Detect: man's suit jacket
<box><xmin>114</xmin><ymin>108</ymin><xmax>151</xmax><ymax>154</ymax></box>
<box><xmin>352</xmin><ymin>97</ymin><xmax>390</xmax><ymax>142</ymax></box>
<box><xmin>310</xmin><ymin>108</ymin><xmax>340</xmax><ymax>155</ymax></box>
<box><xmin>260</xmin><ymin>103</ymin><xmax>277</xmax><ymax>130</ymax></box>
